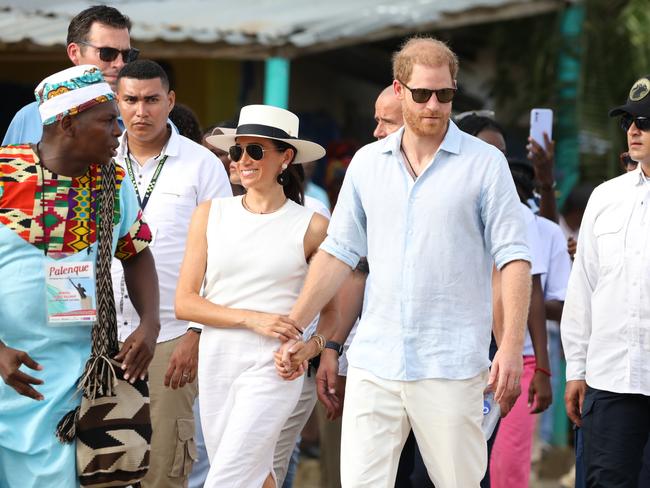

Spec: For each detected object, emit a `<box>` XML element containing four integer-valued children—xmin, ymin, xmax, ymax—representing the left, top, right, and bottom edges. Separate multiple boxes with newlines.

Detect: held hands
<box><xmin>246</xmin><ymin>311</ymin><xmax>302</xmax><ymax>342</ymax></box>
<box><xmin>164</xmin><ymin>330</ymin><xmax>199</xmax><ymax>389</ymax></box>
<box><xmin>0</xmin><ymin>343</ymin><xmax>44</xmax><ymax>400</ymax></box>
<box><xmin>273</xmin><ymin>340</ymin><xmax>307</xmax><ymax>381</ymax></box>
<box><xmin>114</xmin><ymin>321</ymin><xmax>159</xmax><ymax>384</ymax></box>
<box><xmin>565</xmin><ymin>379</ymin><xmax>587</xmax><ymax>427</ymax></box>
<box><xmin>488</xmin><ymin>345</ymin><xmax>523</xmax><ymax>417</ymax></box>
<box><xmin>528</xmin><ymin>370</ymin><xmax>552</xmax><ymax>414</ymax></box>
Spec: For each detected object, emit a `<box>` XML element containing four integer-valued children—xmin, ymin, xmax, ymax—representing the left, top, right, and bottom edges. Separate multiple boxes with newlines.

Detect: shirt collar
<box><xmin>380</xmin><ymin>119</ymin><xmax>462</xmax><ymax>157</ymax></box>
<box><xmin>117</xmin><ymin>123</ymin><xmax>178</xmax><ymax>161</ymax></box>
<box><xmin>631</xmin><ymin>165</ymin><xmax>648</xmax><ymax>186</ymax></box>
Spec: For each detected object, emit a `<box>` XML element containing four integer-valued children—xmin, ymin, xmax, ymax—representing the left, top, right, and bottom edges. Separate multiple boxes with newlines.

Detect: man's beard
<box><xmin>403</xmin><ymin>104</ymin><xmax>449</xmax><ymax>137</ymax></box>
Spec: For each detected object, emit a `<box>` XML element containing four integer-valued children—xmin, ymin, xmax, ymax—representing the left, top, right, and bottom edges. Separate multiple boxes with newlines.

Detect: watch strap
<box><xmin>324</xmin><ymin>340</ymin><xmax>344</xmax><ymax>356</ymax></box>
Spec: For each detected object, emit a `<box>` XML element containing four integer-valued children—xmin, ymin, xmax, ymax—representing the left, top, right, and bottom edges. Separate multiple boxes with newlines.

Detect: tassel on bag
<box><xmin>55</xmin><ymin>406</ymin><xmax>80</xmax><ymax>444</ymax></box>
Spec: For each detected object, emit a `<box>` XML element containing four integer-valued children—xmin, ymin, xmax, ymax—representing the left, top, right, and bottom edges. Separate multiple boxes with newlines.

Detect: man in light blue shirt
<box><xmin>285</xmin><ymin>37</ymin><xmax>531</xmax><ymax>487</ymax></box>
<box><xmin>3</xmin><ymin>5</ymin><xmax>137</xmax><ymax>145</ymax></box>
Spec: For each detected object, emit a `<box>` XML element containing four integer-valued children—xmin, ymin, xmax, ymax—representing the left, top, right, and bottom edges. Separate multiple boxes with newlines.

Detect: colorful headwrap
<box><xmin>35</xmin><ymin>64</ymin><xmax>115</xmax><ymax>126</ymax></box>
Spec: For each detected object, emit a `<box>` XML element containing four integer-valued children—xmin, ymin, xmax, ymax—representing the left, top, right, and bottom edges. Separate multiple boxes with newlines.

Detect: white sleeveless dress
<box><xmin>196</xmin><ymin>195</ymin><xmax>313</xmax><ymax>487</ymax></box>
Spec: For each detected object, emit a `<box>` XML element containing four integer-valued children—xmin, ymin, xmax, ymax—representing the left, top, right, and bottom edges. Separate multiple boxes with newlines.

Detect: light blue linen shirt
<box><xmin>321</xmin><ymin>121</ymin><xmax>530</xmax><ymax>381</ymax></box>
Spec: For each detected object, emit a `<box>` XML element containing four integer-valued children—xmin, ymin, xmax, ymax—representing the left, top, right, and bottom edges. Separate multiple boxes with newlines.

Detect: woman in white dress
<box><xmin>175</xmin><ymin>105</ymin><xmax>331</xmax><ymax>488</ymax></box>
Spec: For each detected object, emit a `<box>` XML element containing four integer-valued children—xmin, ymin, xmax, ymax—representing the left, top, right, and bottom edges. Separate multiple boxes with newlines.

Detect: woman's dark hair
<box><xmin>271</xmin><ymin>140</ymin><xmax>305</xmax><ymax>205</ymax></box>
<box><xmin>456</xmin><ymin>114</ymin><xmax>506</xmax><ymax>139</ymax></box>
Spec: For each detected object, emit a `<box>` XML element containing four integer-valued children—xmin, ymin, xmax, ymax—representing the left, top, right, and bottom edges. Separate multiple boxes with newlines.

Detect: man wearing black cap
<box><xmin>562</xmin><ymin>75</ymin><xmax>650</xmax><ymax>488</ymax></box>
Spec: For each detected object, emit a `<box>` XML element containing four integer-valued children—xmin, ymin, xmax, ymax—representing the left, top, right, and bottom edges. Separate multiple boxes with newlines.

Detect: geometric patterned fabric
<box><xmin>0</xmin><ymin>144</ymin><xmax>150</xmax><ymax>259</ymax></box>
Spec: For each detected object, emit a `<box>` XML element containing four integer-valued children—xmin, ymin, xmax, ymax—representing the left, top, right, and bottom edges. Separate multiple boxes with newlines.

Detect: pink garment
<box><xmin>490</xmin><ymin>355</ymin><xmax>537</xmax><ymax>488</ymax></box>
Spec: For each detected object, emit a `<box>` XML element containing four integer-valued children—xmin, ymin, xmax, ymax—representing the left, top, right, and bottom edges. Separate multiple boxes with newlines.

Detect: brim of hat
<box><xmin>609</xmin><ymin>103</ymin><xmax>641</xmax><ymax>117</ymax></box>
<box><xmin>205</xmin><ymin>133</ymin><xmax>326</xmax><ymax>164</ymax></box>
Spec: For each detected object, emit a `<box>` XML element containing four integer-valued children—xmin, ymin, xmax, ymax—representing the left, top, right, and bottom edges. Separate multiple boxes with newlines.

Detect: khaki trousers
<box><xmin>341</xmin><ymin>366</ymin><xmax>487</xmax><ymax>488</ymax></box>
<box><xmin>140</xmin><ymin>337</ymin><xmax>198</xmax><ymax>488</ymax></box>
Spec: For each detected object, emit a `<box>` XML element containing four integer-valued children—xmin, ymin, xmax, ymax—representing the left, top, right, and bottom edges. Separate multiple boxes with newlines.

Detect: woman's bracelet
<box><xmin>535</xmin><ymin>366</ymin><xmax>552</xmax><ymax>377</ymax></box>
<box><xmin>309</xmin><ymin>333</ymin><xmax>326</xmax><ymax>354</ymax></box>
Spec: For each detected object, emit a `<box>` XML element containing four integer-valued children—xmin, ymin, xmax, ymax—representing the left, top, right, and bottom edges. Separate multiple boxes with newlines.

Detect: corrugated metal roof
<box><xmin>0</xmin><ymin>0</ymin><xmax>563</xmax><ymax>58</ymax></box>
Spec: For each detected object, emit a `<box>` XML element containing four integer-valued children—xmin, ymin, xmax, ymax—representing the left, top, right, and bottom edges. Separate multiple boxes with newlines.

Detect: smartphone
<box><xmin>529</xmin><ymin>108</ymin><xmax>553</xmax><ymax>150</ymax></box>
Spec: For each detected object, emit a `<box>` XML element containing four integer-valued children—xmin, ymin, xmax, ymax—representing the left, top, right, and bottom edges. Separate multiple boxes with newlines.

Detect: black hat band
<box><xmin>236</xmin><ymin>124</ymin><xmax>296</xmax><ymax>140</ymax></box>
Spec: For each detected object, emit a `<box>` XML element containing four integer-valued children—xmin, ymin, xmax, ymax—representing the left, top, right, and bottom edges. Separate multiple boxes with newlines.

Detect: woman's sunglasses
<box><xmin>399</xmin><ymin>81</ymin><xmax>456</xmax><ymax>104</ymax></box>
<box><xmin>78</xmin><ymin>41</ymin><xmax>140</xmax><ymax>63</ymax></box>
<box><xmin>621</xmin><ymin>114</ymin><xmax>650</xmax><ymax>132</ymax></box>
<box><xmin>229</xmin><ymin>144</ymin><xmax>283</xmax><ymax>162</ymax></box>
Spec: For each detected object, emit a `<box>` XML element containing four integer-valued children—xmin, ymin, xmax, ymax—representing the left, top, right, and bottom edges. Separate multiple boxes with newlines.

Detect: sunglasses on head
<box><xmin>229</xmin><ymin>144</ymin><xmax>283</xmax><ymax>162</ymax></box>
<box><xmin>399</xmin><ymin>81</ymin><xmax>456</xmax><ymax>104</ymax></box>
<box><xmin>78</xmin><ymin>41</ymin><xmax>139</xmax><ymax>63</ymax></box>
<box><xmin>621</xmin><ymin>114</ymin><xmax>650</xmax><ymax>132</ymax></box>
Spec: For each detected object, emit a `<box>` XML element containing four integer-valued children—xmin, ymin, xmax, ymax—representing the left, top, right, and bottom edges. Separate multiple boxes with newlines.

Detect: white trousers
<box><xmin>340</xmin><ymin>366</ymin><xmax>487</xmax><ymax>488</ymax></box>
<box><xmin>273</xmin><ymin>372</ymin><xmax>317</xmax><ymax>485</ymax></box>
<box><xmin>198</xmin><ymin>327</ymin><xmax>303</xmax><ymax>488</ymax></box>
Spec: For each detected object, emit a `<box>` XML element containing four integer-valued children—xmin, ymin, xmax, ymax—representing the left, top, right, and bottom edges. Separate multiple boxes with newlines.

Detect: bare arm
<box><xmin>527</xmin><ymin>274</ymin><xmax>552</xmax><ymax>413</ymax></box>
<box><xmin>175</xmin><ymin>201</ymin><xmax>301</xmax><ymax>341</ymax></box>
<box><xmin>489</xmin><ymin>259</ymin><xmax>531</xmax><ymax>403</ymax></box>
<box><xmin>290</xmin><ymin>249</ymin><xmax>353</xmax><ymax>329</ymax></box>
<box><xmin>528</xmin><ymin>134</ymin><xmax>559</xmax><ymax>223</ymax></box>
<box><xmin>545</xmin><ymin>299</ymin><xmax>564</xmax><ymax>323</ymax></box>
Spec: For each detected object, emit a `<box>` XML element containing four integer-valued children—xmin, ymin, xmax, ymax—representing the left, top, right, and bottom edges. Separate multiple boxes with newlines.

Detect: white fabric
<box><xmin>522</xmin><ymin>211</ymin><xmax>571</xmax><ymax>356</ymax></box>
<box><xmin>274</xmin><ymin>374</ymin><xmax>317</xmax><ymax>486</ymax></box>
<box><xmin>562</xmin><ymin>167</ymin><xmax>650</xmax><ymax>395</ymax></box>
<box><xmin>113</xmin><ymin>128</ymin><xmax>232</xmax><ymax>342</ymax></box>
<box><xmin>38</xmin><ymin>82</ymin><xmax>113</xmax><ymax>122</ymax></box>
<box><xmin>341</xmin><ymin>366</ymin><xmax>487</xmax><ymax>488</ymax></box>
<box><xmin>197</xmin><ymin>196</ymin><xmax>314</xmax><ymax>486</ymax></box>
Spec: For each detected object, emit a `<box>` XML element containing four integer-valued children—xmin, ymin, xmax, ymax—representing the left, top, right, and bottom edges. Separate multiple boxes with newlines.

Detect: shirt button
<box><xmin>123</xmin><ymin>321</ymin><xmax>128</xmax><ymax>325</ymax></box>
<box><xmin>125</xmin><ymin>295</ymin><xmax>129</xmax><ymax>299</ymax></box>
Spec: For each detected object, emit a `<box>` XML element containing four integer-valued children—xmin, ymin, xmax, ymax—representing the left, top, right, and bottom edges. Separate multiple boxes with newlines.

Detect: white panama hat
<box><xmin>205</xmin><ymin>104</ymin><xmax>326</xmax><ymax>164</ymax></box>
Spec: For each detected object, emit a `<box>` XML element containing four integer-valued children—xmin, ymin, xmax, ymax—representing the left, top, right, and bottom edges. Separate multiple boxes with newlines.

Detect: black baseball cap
<box><xmin>609</xmin><ymin>76</ymin><xmax>650</xmax><ymax>117</ymax></box>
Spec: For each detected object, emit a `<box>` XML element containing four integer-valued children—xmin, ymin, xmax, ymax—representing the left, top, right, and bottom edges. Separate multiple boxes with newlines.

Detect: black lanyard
<box><xmin>125</xmin><ymin>153</ymin><xmax>167</xmax><ymax>211</ymax></box>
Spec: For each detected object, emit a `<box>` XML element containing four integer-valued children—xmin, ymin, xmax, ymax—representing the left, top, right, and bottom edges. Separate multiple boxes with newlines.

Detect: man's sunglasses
<box><xmin>399</xmin><ymin>81</ymin><xmax>456</xmax><ymax>104</ymax></box>
<box><xmin>621</xmin><ymin>114</ymin><xmax>650</xmax><ymax>132</ymax></box>
<box><xmin>78</xmin><ymin>41</ymin><xmax>139</xmax><ymax>63</ymax></box>
<box><xmin>229</xmin><ymin>144</ymin><xmax>283</xmax><ymax>162</ymax></box>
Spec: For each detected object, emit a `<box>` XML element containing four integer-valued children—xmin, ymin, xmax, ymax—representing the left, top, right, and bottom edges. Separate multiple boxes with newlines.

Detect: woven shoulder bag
<box><xmin>56</xmin><ymin>161</ymin><xmax>152</xmax><ymax>487</ymax></box>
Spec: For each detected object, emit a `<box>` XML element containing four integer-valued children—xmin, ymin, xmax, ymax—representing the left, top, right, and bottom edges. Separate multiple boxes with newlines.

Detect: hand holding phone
<box><xmin>529</xmin><ymin>108</ymin><xmax>553</xmax><ymax>150</ymax></box>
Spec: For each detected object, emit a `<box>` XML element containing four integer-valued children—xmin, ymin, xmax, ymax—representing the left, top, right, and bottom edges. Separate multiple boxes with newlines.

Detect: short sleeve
<box><xmin>114</xmin><ymin>170</ymin><xmax>151</xmax><ymax>260</ymax></box>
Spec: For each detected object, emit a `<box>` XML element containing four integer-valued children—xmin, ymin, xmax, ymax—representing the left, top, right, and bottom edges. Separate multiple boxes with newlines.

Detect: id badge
<box><xmin>45</xmin><ymin>259</ymin><xmax>97</xmax><ymax>325</ymax></box>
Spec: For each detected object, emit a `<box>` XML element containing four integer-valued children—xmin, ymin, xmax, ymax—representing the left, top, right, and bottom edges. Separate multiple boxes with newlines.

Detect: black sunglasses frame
<box><xmin>621</xmin><ymin>114</ymin><xmax>650</xmax><ymax>132</ymax></box>
<box><xmin>229</xmin><ymin>144</ymin><xmax>283</xmax><ymax>162</ymax></box>
<box><xmin>78</xmin><ymin>41</ymin><xmax>140</xmax><ymax>63</ymax></box>
<box><xmin>399</xmin><ymin>81</ymin><xmax>456</xmax><ymax>104</ymax></box>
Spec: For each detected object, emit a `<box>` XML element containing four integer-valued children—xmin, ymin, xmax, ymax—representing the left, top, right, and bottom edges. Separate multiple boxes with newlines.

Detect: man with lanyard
<box><xmin>562</xmin><ymin>75</ymin><xmax>650</xmax><ymax>488</ymax></box>
<box><xmin>0</xmin><ymin>65</ymin><xmax>159</xmax><ymax>488</ymax></box>
<box><xmin>281</xmin><ymin>37</ymin><xmax>531</xmax><ymax>487</ymax></box>
<box><xmin>3</xmin><ymin>5</ymin><xmax>137</xmax><ymax>145</ymax></box>
<box><xmin>111</xmin><ymin>59</ymin><xmax>231</xmax><ymax>488</ymax></box>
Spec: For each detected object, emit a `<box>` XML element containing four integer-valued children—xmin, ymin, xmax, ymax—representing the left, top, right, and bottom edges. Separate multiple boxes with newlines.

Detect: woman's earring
<box><xmin>277</xmin><ymin>164</ymin><xmax>289</xmax><ymax>186</ymax></box>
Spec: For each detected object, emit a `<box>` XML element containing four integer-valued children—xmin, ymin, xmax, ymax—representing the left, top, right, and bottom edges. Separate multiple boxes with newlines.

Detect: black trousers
<box><xmin>581</xmin><ymin>386</ymin><xmax>650</xmax><ymax>488</ymax></box>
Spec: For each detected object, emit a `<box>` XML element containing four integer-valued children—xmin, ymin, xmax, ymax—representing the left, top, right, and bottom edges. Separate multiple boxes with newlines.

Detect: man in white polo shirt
<box><xmin>111</xmin><ymin>59</ymin><xmax>231</xmax><ymax>488</ymax></box>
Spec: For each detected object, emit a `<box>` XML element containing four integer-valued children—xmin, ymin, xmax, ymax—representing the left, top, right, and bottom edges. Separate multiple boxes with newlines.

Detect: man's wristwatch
<box><xmin>188</xmin><ymin>327</ymin><xmax>202</xmax><ymax>335</ymax></box>
<box><xmin>324</xmin><ymin>340</ymin><xmax>344</xmax><ymax>356</ymax></box>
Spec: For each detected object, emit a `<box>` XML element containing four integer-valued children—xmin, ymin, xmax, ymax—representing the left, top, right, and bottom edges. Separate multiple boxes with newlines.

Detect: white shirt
<box><xmin>522</xmin><ymin>212</ymin><xmax>572</xmax><ymax>355</ymax></box>
<box><xmin>112</xmin><ymin>128</ymin><xmax>232</xmax><ymax>343</ymax></box>
<box><xmin>562</xmin><ymin>167</ymin><xmax>650</xmax><ymax>395</ymax></box>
